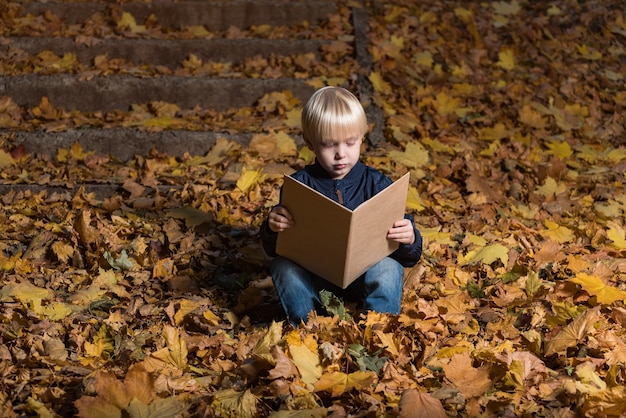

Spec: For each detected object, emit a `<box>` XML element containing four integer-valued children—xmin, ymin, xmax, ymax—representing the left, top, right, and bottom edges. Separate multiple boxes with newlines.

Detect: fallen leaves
<box><xmin>2</xmin><ymin>0</ymin><xmax>626</xmax><ymax>416</ymax></box>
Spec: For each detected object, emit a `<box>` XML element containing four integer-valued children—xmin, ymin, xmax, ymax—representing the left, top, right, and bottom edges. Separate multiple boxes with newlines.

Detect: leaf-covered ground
<box><xmin>1</xmin><ymin>0</ymin><xmax>626</xmax><ymax>417</ymax></box>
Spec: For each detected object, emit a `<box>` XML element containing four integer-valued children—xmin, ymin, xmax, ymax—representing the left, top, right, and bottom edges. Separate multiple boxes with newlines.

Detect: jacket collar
<box><xmin>309</xmin><ymin>159</ymin><xmax>366</xmax><ymax>184</ymax></box>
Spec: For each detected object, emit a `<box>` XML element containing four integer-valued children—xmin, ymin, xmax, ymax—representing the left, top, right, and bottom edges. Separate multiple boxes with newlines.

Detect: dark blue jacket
<box><xmin>260</xmin><ymin>160</ymin><xmax>422</xmax><ymax>267</ymax></box>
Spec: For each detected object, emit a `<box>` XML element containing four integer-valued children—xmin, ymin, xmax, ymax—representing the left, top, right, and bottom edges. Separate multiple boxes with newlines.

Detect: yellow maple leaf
<box><xmin>606</xmin><ymin>222</ymin><xmax>626</xmax><ymax>249</ymax></box>
<box><xmin>117</xmin><ymin>12</ymin><xmax>146</xmax><ymax>33</ymax></box>
<box><xmin>542</xmin><ymin>220</ymin><xmax>575</xmax><ymax>243</ymax></box>
<box><xmin>570</xmin><ymin>273</ymin><xmax>626</xmax><ymax>304</ymax></box>
<box><xmin>389</xmin><ymin>142</ymin><xmax>429</xmax><ymax>169</ymax></box>
<box><xmin>69</xmin><ymin>284</ymin><xmax>106</xmax><ymax>307</ymax></box>
<box><xmin>202</xmin><ymin>137</ymin><xmax>238</xmax><ymax>166</ymax></box>
<box><xmin>0</xmin><ymin>281</ymin><xmax>53</xmax><ymax>305</ymax></box>
<box><xmin>40</xmin><ymin>302</ymin><xmax>75</xmax><ymax>321</ymax></box>
<box><xmin>0</xmin><ymin>251</ymin><xmax>17</xmax><ymax>272</ymax></box>
<box><xmin>368</xmin><ymin>72</ymin><xmax>391</xmax><ymax>94</ymax></box>
<box><xmin>236</xmin><ymin>168</ymin><xmax>265</xmax><ymax>193</ymax></box>
<box><xmin>288</xmin><ymin>343</ymin><xmax>322</xmax><ymax>385</ymax></box>
<box><xmin>577</xmin><ymin>44</ymin><xmax>602</xmax><ymax>60</ymax></box>
<box><xmin>69</xmin><ymin>141</ymin><xmax>94</xmax><ymax>160</ymax></box>
<box><xmin>276</xmin><ymin>131</ymin><xmax>297</xmax><ymax>156</ymax></box>
<box><xmin>375</xmin><ymin>331</ymin><xmax>400</xmax><ymax>356</ymax></box>
<box><xmin>458</xmin><ymin>243</ymin><xmax>509</xmax><ymax>266</ymax></box>
<box><xmin>406</xmin><ymin>187</ymin><xmax>425</xmax><ymax>211</ymax></box>
<box><xmin>518</xmin><ymin>104</ymin><xmax>547</xmax><ymax>129</ymax></box>
<box><xmin>421</xmin><ymin>137</ymin><xmax>453</xmax><ymax>153</ymax></box>
<box><xmin>313</xmin><ymin>371</ymin><xmax>377</xmax><ymax>397</ymax></box>
<box><xmin>187</xmin><ymin>25</ymin><xmax>209</xmax><ymax>37</ymax></box>
<box><xmin>414</xmin><ymin>51</ymin><xmax>433</xmax><ymax>68</ymax></box>
<box><xmin>152</xmin><ymin>258</ymin><xmax>177</xmax><ymax>279</ymax></box>
<box><xmin>492</xmin><ymin>0</ymin><xmax>521</xmax><ymax>15</ymax></box>
<box><xmin>536</xmin><ymin>177</ymin><xmax>567</xmax><ymax>197</ymax></box>
<box><xmin>433</xmin><ymin>91</ymin><xmax>461</xmax><ymax>116</ymax></box>
<box><xmin>298</xmin><ymin>146</ymin><xmax>316</xmax><ymax>164</ymax></box>
<box><xmin>421</xmin><ymin>227</ymin><xmax>453</xmax><ymax>246</ymax></box>
<box><xmin>250</xmin><ymin>321</ymin><xmax>283</xmax><ymax>365</ymax></box>
<box><xmin>477</xmin><ymin>123</ymin><xmax>509</xmax><ymax>140</ymax></box>
<box><xmin>284</xmin><ymin>108</ymin><xmax>301</xmax><ymax>128</ymax></box>
<box><xmin>174</xmin><ymin>299</ymin><xmax>200</xmax><ymax>326</ymax></box>
<box><xmin>203</xmin><ymin>309</ymin><xmax>220</xmax><ymax>326</ymax></box>
<box><xmin>51</xmin><ymin>241</ymin><xmax>74</xmax><ymax>263</ymax></box>
<box><xmin>0</xmin><ymin>149</ymin><xmax>14</xmax><ymax>168</ymax></box>
<box><xmin>607</xmin><ymin>147</ymin><xmax>626</xmax><ymax>162</ymax></box>
<box><xmin>211</xmin><ymin>389</ymin><xmax>258</xmax><ymax>418</ymax></box>
<box><xmin>384</xmin><ymin>5</ymin><xmax>406</xmax><ymax>22</ymax></box>
<box><xmin>546</xmin><ymin>139</ymin><xmax>573</xmax><ymax>159</ymax></box>
<box><xmin>145</xmin><ymin>325</ymin><xmax>188</xmax><ymax>371</ymax></box>
<box><xmin>497</xmin><ymin>47</ymin><xmax>515</xmax><ymax>70</ymax></box>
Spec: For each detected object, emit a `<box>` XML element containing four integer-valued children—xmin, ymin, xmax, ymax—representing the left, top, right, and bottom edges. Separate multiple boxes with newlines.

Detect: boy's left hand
<box><xmin>387</xmin><ymin>219</ymin><xmax>415</xmax><ymax>245</ymax></box>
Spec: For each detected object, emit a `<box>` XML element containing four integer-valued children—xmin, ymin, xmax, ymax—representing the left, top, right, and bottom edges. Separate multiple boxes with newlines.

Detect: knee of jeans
<box><xmin>271</xmin><ymin>256</ymin><xmax>300</xmax><ymax>276</ymax></box>
<box><xmin>376</xmin><ymin>257</ymin><xmax>403</xmax><ymax>275</ymax></box>
<box><xmin>365</xmin><ymin>258</ymin><xmax>403</xmax><ymax>286</ymax></box>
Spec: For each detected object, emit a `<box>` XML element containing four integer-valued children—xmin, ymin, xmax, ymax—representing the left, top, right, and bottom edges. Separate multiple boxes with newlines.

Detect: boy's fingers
<box><xmin>275</xmin><ymin>207</ymin><xmax>293</xmax><ymax>220</ymax></box>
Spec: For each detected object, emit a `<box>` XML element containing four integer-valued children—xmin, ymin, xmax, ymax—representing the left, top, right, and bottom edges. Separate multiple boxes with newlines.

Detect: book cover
<box><xmin>275</xmin><ymin>172</ymin><xmax>410</xmax><ymax>288</ymax></box>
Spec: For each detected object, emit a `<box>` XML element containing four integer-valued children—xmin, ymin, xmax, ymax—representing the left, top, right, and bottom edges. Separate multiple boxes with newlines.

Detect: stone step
<box><xmin>0</xmin><ymin>1</ymin><xmax>384</xmax><ymax>163</ymax></box>
<box><xmin>1</xmin><ymin>74</ymin><xmax>317</xmax><ymax>111</ymax></box>
<box><xmin>13</xmin><ymin>0</ymin><xmax>337</xmax><ymax>31</ymax></box>
<box><xmin>4</xmin><ymin>129</ymin><xmax>260</xmax><ymax>161</ymax></box>
<box><xmin>4</xmin><ymin>37</ymin><xmax>329</xmax><ymax>68</ymax></box>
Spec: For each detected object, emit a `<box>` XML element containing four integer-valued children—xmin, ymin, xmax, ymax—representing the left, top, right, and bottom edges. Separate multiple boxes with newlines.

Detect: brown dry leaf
<box><xmin>122</xmin><ymin>179</ymin><xmax>145</xmax><ymax>199</ymax></box>
<box><xmin>51</xmin><ymin>241</ymin><xmax>74</xmax><ymax>263</ymax></box>
<box><xmin>75</xmin><ymin>365</ymin><xmax>157</xmax><ymax>417</ymax></box>
<box><xmin>581</xmin><ymin>386</ymin><xmax>626</xmax><ymax>417</ymax></box>
<box><xmin>267</xmin><ymin>345</ymin><xmax>298</xmax><ymax>380</ymax></box>
<box><xmin>398</xmin><ymin>388</ymin><xmax>447</xmax><ymax>418</ymax></box>
<box><xmin>74</xmin><ymin>210</ymin><xmax>99</xmax><ymax>246</ymax></box>
<box><xmin>3</xmin><ymin>0</ymin><xmax>626</xmax><ymax>416</ymax></box>
<box><xmin>533</xmin><ymin>240</ymin><xmax>565</xmax><ymax>267</ymax></box>
<box><xmin>31</xmin><ymin>96</ymin><xmax>59</xmax><ymax>120</ymax></box>
<box><xmin>545</xmin><ymin>306</ymin><xmax>602</xmax><ymax>356</ymax></box>
<box><xmin>144</xmin><ymin>325</ymin><xmax>188</xmax><ymax>371</ymax></box>
<box><xmin>211</xmin><ymin>389</ymin><xmax>258</xmax><ymax>418</ymax></box>
<box><xmin>441</xmin><ymin>353</ymin><xmax>492</xmax><ymax>398</ymax></box>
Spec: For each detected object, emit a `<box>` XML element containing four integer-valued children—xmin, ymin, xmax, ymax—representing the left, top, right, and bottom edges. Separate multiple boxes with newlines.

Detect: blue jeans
<box><xmin>270</xmin><ymin>256</ymin><xmax>404</xmax><ymax>326</ymax></box>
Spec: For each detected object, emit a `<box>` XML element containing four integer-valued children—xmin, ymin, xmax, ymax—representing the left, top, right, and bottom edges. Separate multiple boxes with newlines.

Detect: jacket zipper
<box><xmin>334</xmin><ymin>181</ymin><xmax>344</xmax><ymax>205</ymax></box>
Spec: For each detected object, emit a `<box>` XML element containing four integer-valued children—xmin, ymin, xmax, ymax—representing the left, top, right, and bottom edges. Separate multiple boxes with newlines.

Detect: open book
<box><xmin>276</xmin><ymin>172</ymin><xmax>410</xmax><ymax>288</ymax></box>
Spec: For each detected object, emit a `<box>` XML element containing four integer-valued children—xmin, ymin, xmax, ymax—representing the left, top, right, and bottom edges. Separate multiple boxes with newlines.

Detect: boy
<box><xmin>260</xmin><ymin>86</ymin><xmax>422</xmax><ymax>325</ymax></box>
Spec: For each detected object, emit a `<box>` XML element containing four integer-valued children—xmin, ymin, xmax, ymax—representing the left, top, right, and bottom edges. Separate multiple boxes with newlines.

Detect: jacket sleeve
<box><xmin>390</xmin><ymin>214</ymin><xmax>423</xmax><ymax>267</ymax></box>
<box><xmin>260</xmin><ymin>209</ymin><xmax>279</xmax><ymax>257</ymax></box>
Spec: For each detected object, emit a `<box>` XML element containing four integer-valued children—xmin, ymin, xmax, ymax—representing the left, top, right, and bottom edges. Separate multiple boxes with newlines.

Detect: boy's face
<box><xmin>307</xmin><ymin>132</ymin><xmax>362</xmax><ymax>179</ymax></box>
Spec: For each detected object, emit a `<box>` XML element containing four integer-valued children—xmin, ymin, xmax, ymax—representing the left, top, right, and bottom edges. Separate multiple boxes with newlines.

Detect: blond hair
<box><xmin>301</xmin><ymin>86</ymin><xmax>368</xmax><ymax>145</ymax></box>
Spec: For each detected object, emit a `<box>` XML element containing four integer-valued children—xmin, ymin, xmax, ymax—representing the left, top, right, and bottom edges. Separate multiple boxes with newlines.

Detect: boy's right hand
<box><xmin>268</xmin><ymin>206</ymin><xmax>295</xmax><ymax>233</ymax></box>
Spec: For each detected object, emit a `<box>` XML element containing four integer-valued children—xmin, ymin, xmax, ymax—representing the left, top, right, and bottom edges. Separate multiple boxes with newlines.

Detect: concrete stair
<box><xmin>0</xmin><ymin>0</ymin><xmax>380</xmax><ymax>164</ymax></box>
